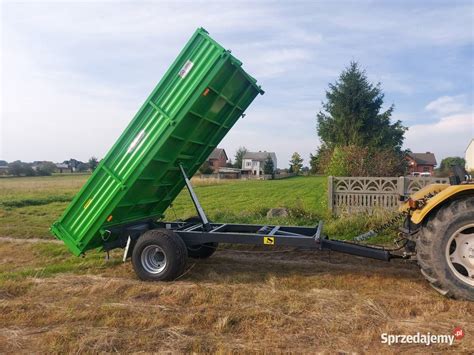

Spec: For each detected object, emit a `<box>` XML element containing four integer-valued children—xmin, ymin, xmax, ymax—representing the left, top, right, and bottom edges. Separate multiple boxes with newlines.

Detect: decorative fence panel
<box><xmin>328</xmin><ymin>176</ymin><xmax>450</xmax><ymax>214</ymax></box>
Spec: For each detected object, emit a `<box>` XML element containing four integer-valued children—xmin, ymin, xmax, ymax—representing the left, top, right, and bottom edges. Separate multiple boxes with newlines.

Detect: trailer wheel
<box><xmin>132</xmin><ymin>229</ymin><xmax>187</xmax><ymax>281</ymax></box>
<box><xmin>416</xmin><ymin>196</ymin><xmax>474</xmax><ymax>301</ymax></box>
<box><xmin>182</xmin><ymin>216</ymin><xmax>218</xmax><ymax>259</ymax></box>
<box><xmin>187</xmin><ymin>242</ymin><xmax>218</xmax><ymax>259</ymax></box>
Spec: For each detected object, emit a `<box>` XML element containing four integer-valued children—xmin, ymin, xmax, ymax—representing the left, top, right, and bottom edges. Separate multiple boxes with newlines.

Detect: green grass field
<box><xmin>0</xmin><ymin>174</ymin><xmax>397</xmax><ymax>285</ymax></box>
<box><xmin>0</xmin><ymin>174</ymin><xmax>396</xmax><ymax>242</ymax></box>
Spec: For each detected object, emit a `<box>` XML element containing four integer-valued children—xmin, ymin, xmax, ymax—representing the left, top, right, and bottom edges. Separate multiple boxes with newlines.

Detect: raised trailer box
<box><xmin>51</xmin><ymin>28</ymin><xmax>263</xmax><ymax>255</ymax></box>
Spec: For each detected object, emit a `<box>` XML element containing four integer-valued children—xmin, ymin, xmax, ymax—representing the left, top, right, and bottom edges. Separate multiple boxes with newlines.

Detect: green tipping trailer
<box><xmin>49</xmin><ymin>30</ymin><xmax>473</xmax><ymax>301</ymax></box>
<box><xmin>51</xmin><ymin>28</ymin><xmax>264</xmax><ymax>256</ymax></box>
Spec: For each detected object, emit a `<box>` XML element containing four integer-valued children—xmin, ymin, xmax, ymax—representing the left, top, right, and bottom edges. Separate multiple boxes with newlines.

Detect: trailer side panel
<box><xmin>51</xmin><ymin>28</ymin><xmax>263</xmax><ymax>255</ymax></box>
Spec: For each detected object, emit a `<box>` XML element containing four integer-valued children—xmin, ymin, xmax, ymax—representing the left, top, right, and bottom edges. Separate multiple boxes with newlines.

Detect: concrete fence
<box><xmin>328</xmin><ymin>176</ymin><xmax>450</xmax><ymax>214</ymax></box>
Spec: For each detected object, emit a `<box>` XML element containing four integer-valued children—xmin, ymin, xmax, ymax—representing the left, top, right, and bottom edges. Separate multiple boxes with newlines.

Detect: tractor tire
<box><xmin>182</xmin><ymin>216</ymin><xmax>218</xmax><ymax>259</ymax></box>
<box><xmin>416</xmin><ymin>196</ymin><xmax>474</xmax><ymax>301</ymax></box>
<box><xmin>132</xmin><ymin>229</ymin><xmax>187</xmax><ymax>281</ymax></box>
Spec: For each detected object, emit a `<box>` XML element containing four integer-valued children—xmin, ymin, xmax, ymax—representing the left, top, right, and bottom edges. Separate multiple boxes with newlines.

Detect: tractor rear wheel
<box><xmin>416</xmin><ymin>196</ymin><xmax>474</xmax><ymax>301</ymax></box>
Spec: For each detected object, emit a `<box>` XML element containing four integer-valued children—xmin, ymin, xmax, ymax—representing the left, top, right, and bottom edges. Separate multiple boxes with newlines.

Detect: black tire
<box><xmin>132</xmin><ymin>229</ymin><xmax>187</xmax><ymax>281</ymax></box>
<box><xmin>187</xmin><ymin>242</ymin><xmax>218</xmax><ymax>259</ymax></box>
<box><xmin>416</xmin><ymin>196</ymin><xmax>474</xmax><ymax>301</ymax></box>
<box><xmin>182</xmin><ymin>216</ymin><xmax>218</xmax><ymax>259</ymax></box>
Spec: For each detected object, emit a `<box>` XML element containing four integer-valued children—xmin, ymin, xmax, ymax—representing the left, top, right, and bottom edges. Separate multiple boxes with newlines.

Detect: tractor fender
<box><xmin>401</xmin><ymin>184</ymin><xmax>474</xmax><ymax>225</ymax></box>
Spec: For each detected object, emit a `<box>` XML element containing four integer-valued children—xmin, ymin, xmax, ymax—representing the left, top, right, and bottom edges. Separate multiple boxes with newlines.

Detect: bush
<box><xmin>324</xmin><ymin>145</ymin><xmax>405</xmax><ymax>177</ymax></box>
<box><xmin>8</xmin><ymin>161</ymin><xmax>35</xmax><ymax>177</ymax></box>
<box><xmin>199</xmin><ymin>161</ymin><xmax>214</xmax><ymax>175</ymax></box>
<box><xmin>310</xmin><ymin>145</ymin><xmax>332</xmax><ymax>174</ymax></box>
<box><xmin>77</xmin><ymin>163</ymin><xmax>90</xmax><ymax>172</ymax></box>
<box><xmin>325</xmin><ymin>147</ymin><xmax>350</xmax><ymax>176</ymax></box>
<box><xmin>36</xmin><ymin>162</ymin><xmax>57</xmax><ymax>176</ymax></box>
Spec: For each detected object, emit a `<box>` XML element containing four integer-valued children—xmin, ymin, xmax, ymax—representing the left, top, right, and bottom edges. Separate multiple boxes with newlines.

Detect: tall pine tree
<box><xmin>317</xmin><ymin>62</ymin><xmax>406</xmax><ymax>151</ymax></box>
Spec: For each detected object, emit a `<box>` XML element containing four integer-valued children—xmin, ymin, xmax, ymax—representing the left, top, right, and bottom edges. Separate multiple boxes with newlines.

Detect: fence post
<box><xmin>397</xmin><ymin>176</ymin><xmax>406</xmax><ymax>198</ymax></box>
<box><xmin>328</xmin><ymin>176</ymin><xmax>334</xmax><ymax>212</ymax></box>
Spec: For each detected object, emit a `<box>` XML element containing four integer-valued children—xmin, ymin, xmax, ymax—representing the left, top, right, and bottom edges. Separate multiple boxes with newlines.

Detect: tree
<box><xmin>290</xmin><ymin>152</ymin><xmax>303</xmax><ymax>174</ymax></box>
<box><xmin>88</xmin><ymin>157</ymin><xmax>99</xmax><ymax>171</ymax></box>
<box><xmin>233</xmin><ymin>146</ymin><xmax>248</xmax><ymax>169</ymax></box>
<box><xmin>317</xmin><ymin>62</ymin><xmax>406</xmax><ymax>151</ymax></box>
<box><xmin>77</xmin><ymin>163</ymin><xmax>89</xmax><ymax>172</ymax></box>
<box><xmin>64</xmin><ymin>159</ymin><xmax>82</xmax><ymax>173</ymax></box>
<box><xmin>8</xmin><ymin>161</ymin><xmax>35</xmax><ymax>177</ymax></box>
<box><xmin>263</xmin><ymin>155</ymin><xmax>274</xmax><ymax>175</ymax></box>
<box><xmin>36</xmin><ymin>161</ymin><xmax>57</xmax><ymax>176</ymax></box>
<box><xmin>438</xmin><ymin>157</ymin><xmax>466</xmax><ymax>176</ymax></box>
<box><xmin>0</xmin><ymin>160</ymin><xmax>7</xmax><ymax>167</ymax></box>
<box><xmin>199</xmin><ymin>161</ymin><xmax>214</xmax><ymax>175</ymax></box>
<box><xmin>309</xmin><ymin>145</ymin><xmax>332</xmax><ymax>174</ymax></box>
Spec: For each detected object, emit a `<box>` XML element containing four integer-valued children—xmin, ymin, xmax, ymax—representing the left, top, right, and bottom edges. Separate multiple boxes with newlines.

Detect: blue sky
<box><xmin>1</xmin><ymin>0</ymin><xmax>473</xmax><ymax>167</ymax></box>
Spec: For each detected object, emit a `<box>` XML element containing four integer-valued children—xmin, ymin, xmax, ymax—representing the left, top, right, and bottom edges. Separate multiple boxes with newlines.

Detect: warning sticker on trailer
<box><xmin>179</xmin><ymin>60</ymin><xmax>194</xmax><ymax>78</ymax></box>
<box><xmin>263</xmin><ymin>237</ymin><xmax>275</xmax><ymax>245</ymax></box>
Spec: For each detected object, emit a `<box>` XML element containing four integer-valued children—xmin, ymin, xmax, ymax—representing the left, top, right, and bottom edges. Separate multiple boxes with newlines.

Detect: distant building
<box><xmin>466</xmin><ymin>139</ymin><xmax>474</xmax><ymax>171</ymax></box>
<box><xmin>56</xmin><ymin>163</ymin><xmax>69</xmax><ymax>174</ymax></box>
<box><xmin>406</xmin><ymin>152</ymin><xmax>437</xmax><ymax>175</ymax></box>
<box><xmin>217</xmin><ymin>167</ymin><xmax>241</xmax><ymax>179</ymax></box>
<box><xmin>242</xmin><ymin>151</ymin><xmax>277</xmax><ymax>177</ymax></box>
<box><xmin>207</xmin><ymin>148</ymin><xmax>228</xmax><ymax>173</ymax></box>
<box><xmin>31</xmin><ymin>161</ymin><xmax>48</xmax><ymax>171</ymax></box>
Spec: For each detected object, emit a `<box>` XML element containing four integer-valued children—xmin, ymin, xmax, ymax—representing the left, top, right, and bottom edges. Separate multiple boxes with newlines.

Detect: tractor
<box><xmin>399</xmin><ymin>166</ymin><xmax>473</xmax><ymax>301</ymax></box>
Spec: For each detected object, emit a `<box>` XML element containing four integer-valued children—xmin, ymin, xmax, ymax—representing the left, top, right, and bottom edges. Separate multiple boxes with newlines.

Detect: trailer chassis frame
<box><xmin>103</xmin><ymin>164</ymin><xmax>398</xmax><ymax>262</ymax></box>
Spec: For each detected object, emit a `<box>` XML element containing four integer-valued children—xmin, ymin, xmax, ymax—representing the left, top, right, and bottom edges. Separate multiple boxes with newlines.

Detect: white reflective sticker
<box><xmin>178</xmin><ymin>60</ymin><xmax>194</xmax><ymax>78</ymax></box>
<box><xmin>127</xmin><ymin>130</ymin><xmax>146</xmax><ymax>153</ymax></box>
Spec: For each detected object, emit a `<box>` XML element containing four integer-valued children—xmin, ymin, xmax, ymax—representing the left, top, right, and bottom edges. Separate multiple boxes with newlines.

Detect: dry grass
<box><xmin>0</xmin><ymin>240</ymin><xmax>472</xmax><ymax>353</ymax></box>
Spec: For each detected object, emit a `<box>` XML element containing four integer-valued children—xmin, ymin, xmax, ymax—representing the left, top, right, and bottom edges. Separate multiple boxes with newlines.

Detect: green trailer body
<box><xmin>51</xmin><ymin>28</ymin><xmax>263</xmax><ymax>256</ymax></box>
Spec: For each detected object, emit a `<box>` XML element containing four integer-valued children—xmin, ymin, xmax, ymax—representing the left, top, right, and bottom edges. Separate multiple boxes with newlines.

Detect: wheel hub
<box><xmin>446</xmin><ymin>224</ymin><xmax>474</xmax><ymax>286</ymax></box>
<box><xmin>141</xmin><ymin>245</ymin><xmax>167</xmax><ymax>274</ymax></box>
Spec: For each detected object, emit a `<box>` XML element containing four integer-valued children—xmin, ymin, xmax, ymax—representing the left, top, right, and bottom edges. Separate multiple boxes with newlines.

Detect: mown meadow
<box><xmin>2</xmin><ymin>174</ymin><xmax>471</xmax><ymax>353</ymax></box>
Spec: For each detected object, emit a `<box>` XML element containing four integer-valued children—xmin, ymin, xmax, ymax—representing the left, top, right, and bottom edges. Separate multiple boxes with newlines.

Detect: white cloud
<box><xmin>245</xmin><ymin>48</ymin><xmax>312</xmax><ymax>79</ymax></box>
<box><xmin>404</xmin><ymin>95</ymin><xmax>473</xmax><ymax>162</ymax></box>
<box><xmin>425</xmin><ymin>95</ymin><xmax>471</xmax><ymax>116</ymax></box>
<box><xmin>405</xmin><ymin>112</ymin><xmax>473</xmax><ymax>161</ymax></box>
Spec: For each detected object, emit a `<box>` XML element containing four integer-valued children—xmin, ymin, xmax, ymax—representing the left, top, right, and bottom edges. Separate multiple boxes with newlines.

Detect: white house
<box><xmin>465</xmin><ymin>139</ymin><xmax>474</xmax><ymax>172</ymax></box>
<box><xmin>241</xmin><ymin>151</ymin><xmax>277</xmax><ymax>176</ymax></box>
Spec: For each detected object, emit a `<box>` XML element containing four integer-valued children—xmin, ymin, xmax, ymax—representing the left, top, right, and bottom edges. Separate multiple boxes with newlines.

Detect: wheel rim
<box><xmin>445</xmin><ymin>223</ymin><xmax>474</xmax><ymax>286</ymax></box>
<box><xmin>141</xmin><ymin>245</ymin><xmax>167</xmax><ymax>274</ymax></box>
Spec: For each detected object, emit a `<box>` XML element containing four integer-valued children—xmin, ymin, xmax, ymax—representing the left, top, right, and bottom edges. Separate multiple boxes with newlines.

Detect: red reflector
<box><xmin>203</xmin><ymin>88</ymin><xmax>210</xmax><ymax>96</ymax></box>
